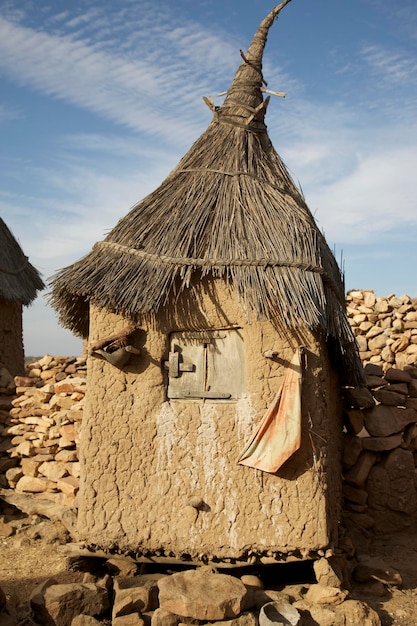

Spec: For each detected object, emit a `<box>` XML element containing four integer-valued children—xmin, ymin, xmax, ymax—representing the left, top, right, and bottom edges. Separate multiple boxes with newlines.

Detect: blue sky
<box><xmin>1</xmin><ymin>0</ymin><xmax>416</xmax><ymax>356</ymax></box>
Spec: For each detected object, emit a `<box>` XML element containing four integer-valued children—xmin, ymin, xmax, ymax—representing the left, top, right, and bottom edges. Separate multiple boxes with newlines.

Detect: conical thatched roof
<box><xmin>0</xmin><ymin>217</ymin><xmax>44</xmax><ymax>305</ymax></box>
<box><xmin>50</xmin><ymin>1</ymin><xmax>363</xmax><ymax>386</ymax></box>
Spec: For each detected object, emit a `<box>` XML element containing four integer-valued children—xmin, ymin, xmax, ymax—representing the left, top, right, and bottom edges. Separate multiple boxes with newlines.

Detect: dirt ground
<box><xmin>0</xmin><ymin>516</ymin><xmax>78</xmax><ymax>623</ymax></box>
<box><xmin>350</xmin><ymin>528</ymin><xmax>417</xmax><ymax>625</ymax></box>
<box><xmin>1</xmin><ymin>515</ymin><xmax>417</xmax><ymax>625</ymax></box>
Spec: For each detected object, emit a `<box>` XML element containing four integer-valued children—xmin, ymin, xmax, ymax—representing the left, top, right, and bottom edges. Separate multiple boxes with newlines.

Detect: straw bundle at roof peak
<box><xmin>50</xmin><ymin>1</ymin><xmax>363</xmax><ymax>385</ymax></box>
<box><xmin>220</xmin><ymin>0</ymin><xmax>292</xmax><ymax>131</ymax></box>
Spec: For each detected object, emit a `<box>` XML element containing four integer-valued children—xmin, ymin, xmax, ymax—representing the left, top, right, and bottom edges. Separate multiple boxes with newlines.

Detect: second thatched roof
<box><xmin>0</xmin><ymin>217</ymin><xmax>44</xmax><ymax>306</ymax></box>
<box><xmin>50</xmin><ymin>1</ymin><xmax>363</xmax><ymax>385</ymax></box>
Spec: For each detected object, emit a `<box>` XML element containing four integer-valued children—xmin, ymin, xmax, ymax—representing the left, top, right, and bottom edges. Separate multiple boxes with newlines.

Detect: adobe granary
<box><xmin>0</xmin><ymin>218</ymin><xmax>44</xmax><ymax>376</ymax></box>
<box><xmin>50</xmin><ymin>1</ymin><xmax>363</xmax><ymax>565</ymax></box>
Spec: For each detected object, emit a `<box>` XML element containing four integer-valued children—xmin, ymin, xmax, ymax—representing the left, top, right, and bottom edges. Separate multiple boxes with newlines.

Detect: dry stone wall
<box><xmin>0</xmin><ymin>355</ymin><xmax>86</xmax><ymax>508</ymax></box>
<box><xmin>343</xmin><ymin>290</ymin><xmax>417</xmax><ymax>537</ymax></box>
<box><xmin>346</xmin><ymin>290</ymin><xmax>417</xmax><ymax>370</ymax></box>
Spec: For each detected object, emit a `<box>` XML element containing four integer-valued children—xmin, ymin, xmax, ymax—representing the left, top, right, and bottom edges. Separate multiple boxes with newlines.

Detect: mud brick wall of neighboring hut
<box><xmin>77</xmin><ymin>281</ymin><xmax>343</xmax><ymax>563</ymax></box>
<box><xmin>0</xmin><ymin>299</ymin><xmax>25</xmax><ymax>377</ymax></box>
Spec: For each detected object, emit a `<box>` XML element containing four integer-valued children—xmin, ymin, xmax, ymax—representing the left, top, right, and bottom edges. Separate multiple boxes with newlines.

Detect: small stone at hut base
<box><xmin>304</xmin><ymin>584</ymin><xmax>348</xmax><ymax>606</ymax></box>
<box><xmin>71</xmin><ymin>615</ymin><xmax>102</xmax><ymax>626</ymax></box>
<box><xmin>157</xmin><ymin>570</ymin><xmax>247</xmax><ymax>621</ymax></box>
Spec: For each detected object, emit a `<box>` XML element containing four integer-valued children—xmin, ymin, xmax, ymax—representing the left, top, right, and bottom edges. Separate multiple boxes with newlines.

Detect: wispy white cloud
<box><xmin>0</xmin><ymin>132</ymin><xmax>180</xmax><ymax>277</ymax></box>
<box><xmin>0</xmin><ymin>0</ymin><xmax>26</xmax><ymax>23</ymax></box>
<box><xmin>308</xmin><ymin>142</ymin><xmax>417</xmax><ymax>242</ymax></box>
<box><xmin>361</xmin><ymin>44</ymin><xmax>417</xmax><ymax>85</ymax></box>
<box><xmin>0</xmin><ymin>7</ymin><xmax>236</xmax><ymax>145</ymax></box>
<box><xmin>58</xmin><ymin>132</ymin><xmax>175</xmax><ymax>160</ymax></box>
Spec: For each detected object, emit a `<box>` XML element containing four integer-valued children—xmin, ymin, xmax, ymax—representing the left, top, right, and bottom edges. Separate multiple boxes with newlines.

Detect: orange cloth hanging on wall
<box><xmin>237</xmin><ymin>347</ymin><xmax>304</xmax><ymax>473</ymax></box>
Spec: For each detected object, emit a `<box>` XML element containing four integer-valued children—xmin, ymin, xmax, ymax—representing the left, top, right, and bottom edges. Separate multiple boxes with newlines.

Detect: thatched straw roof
<box><xmin>0</xmin><ymin>217</ymin><xmax>44</xmax><ymax>305</ymax></box>
<box><xmin>50</xmin><ymin>1</ymin><xmax>363</xmax><ymax>386</ymax></box>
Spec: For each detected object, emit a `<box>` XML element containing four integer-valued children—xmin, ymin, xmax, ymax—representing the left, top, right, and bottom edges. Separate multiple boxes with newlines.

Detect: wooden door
<box><xmin>166</xmin><ymin>329</ymin><xmax>244</xmax><ymax>400</ymax></box>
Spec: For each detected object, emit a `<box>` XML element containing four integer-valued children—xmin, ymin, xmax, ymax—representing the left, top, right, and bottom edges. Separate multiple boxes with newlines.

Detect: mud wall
<box><xmin>0</xmin><ymin>299</ymin><xmax>24</xmax><ymax>377</ymax></box>
<box><xmin>77</xmin><ymin>280</ymin><xmax>343</xmax><ymax>562</ymax></box>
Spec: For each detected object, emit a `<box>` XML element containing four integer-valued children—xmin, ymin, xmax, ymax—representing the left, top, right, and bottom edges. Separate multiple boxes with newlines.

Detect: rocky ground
<box><xmin>1</xmin><ymin>512</ymin><xmax>417</xmax><ymax>625</ymax></box>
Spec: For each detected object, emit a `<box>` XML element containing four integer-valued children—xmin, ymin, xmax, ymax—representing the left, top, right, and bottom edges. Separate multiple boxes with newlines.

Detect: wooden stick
<box><xmin>89</xmin><ymin>326</ymin><xmax>136</xmax><ymax>351</ymax></box>
<box><xmin>202</xmin><ymin>96</ymin><xmax>216</xmax><ymax>112</ymax></box>
<box><xmin>245</xmin><ymin>97</ymin><xmax>270</xmax><ymax>125</ymax></box>
<box><xmin>261</xmin><ymin>87</ymin><xmax>286</xmax><ymax>98</ymax></box>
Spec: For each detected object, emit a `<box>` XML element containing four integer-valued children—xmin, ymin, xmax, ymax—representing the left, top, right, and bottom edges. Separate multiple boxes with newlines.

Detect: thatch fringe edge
<box><xmin>94</xmin><ymin>241</ymin><xmax>326</xmax><ymax>273</ymax></box>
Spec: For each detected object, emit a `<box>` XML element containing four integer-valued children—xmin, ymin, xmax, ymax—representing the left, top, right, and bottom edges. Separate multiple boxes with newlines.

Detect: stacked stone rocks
<box><xmin>0</xmin><ymin>355</ymin><xmax>86</xmax><ymax>508</ymax></box>
<box><xmin>346</xmin><ymin>290</ymin><xmax>417</xmax><ymax>370</ymax></box>
<box><xmin>343</xmin><ymin>290</ymin><xmax>417</xmax><ymax>537</ymax></box>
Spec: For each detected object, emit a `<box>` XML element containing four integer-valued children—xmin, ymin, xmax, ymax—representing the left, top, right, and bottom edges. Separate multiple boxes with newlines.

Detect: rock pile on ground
<box><xmin>0</xmin><ymin>355</ymin><xmax>86</xmax><ymax>508</ymax></box>
<box><xmin>0</xmin><ymin>552</ymin><xmax>385</xmax><ymax>626</ymax></box>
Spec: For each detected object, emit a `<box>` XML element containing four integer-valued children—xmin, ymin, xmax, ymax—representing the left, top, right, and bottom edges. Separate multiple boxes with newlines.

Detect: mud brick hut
<box><xmin>0</xmin><ymin>218</ymin><xmax>44</xmax><ymax>376</ymax></box>
<box><xmin>51</xmin><ymin>1</ymin><xmax>363</xmax><ymax>565</ymax></box>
